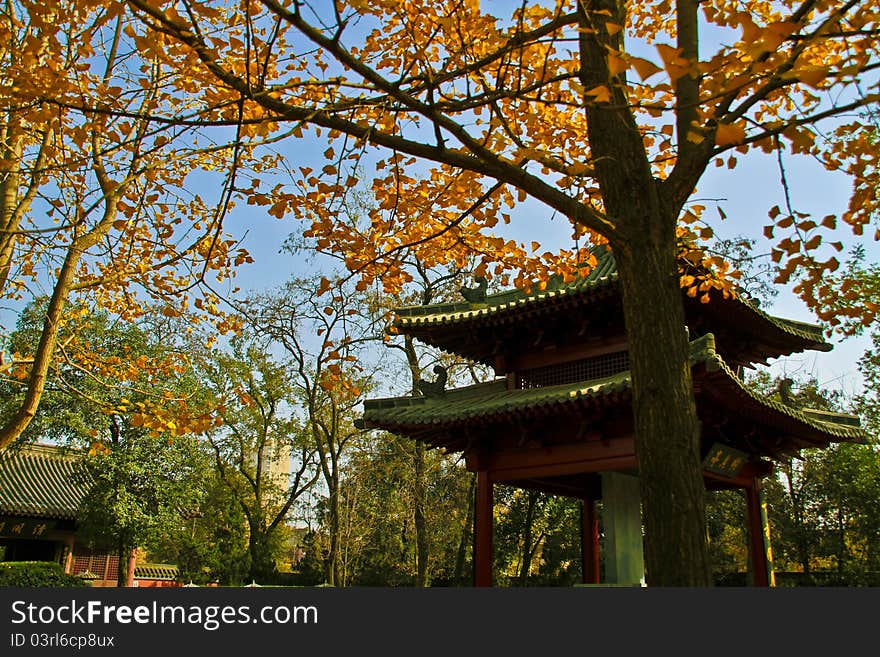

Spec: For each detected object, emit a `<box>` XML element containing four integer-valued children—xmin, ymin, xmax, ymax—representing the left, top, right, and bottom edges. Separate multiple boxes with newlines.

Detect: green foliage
<box><xmin>194</xmin><ymin>331</ymin><xmax>319</xmax><ymax>583</ymax></box>
<box><xmin>290</xmin><ymin>530</ymin><xmax>328</xmax><ymax>586</ymax></box>
<box><xmin>744</xmin><ymin>372</ymin><xmax>880</xmax><ymax>585</ymax></box>
<box><xmin>822</xmin><ymin>245</ymin><xmax>880</xmax><ymax>337</ymax></box>
<box><xmin>75</xmin><ymin>433</ymin><xmax>212</xmax><ymax>579</ymax></box>
<box><xmin>856</xmin><ymin>329</ymin><xmax>880</xmax><ymax>437</ymax></box>
<box><xmin>493</xmin><ymin>486</ymin><xmax>582</xmax><ymax>586</ymax></box>
<box><xmin>304</xmin><ymin>432</ymin><xmax>472</xmax><ymax>586</ymax></box>
<box><xmin>1</xmin><ymin>300</ymin><xmax>204</xmax><ymax>446</ymax></box>
<box><xmin>705</xmin><ymin>490</ymin><xmax>748</xmax><ymax>582</ymax></box>
<box><xmin>146</xmin><ymin>474</ymin><xmax>251</xmax><ymax>585</ymax></box>
<box><xmin>2</xmin><ymin>300</ymin><xmax>217</xmax><ymax>583</ymax></box>
<box><xmin>0</xmin><ymin>562</ymin><xmax>88</xmax><ymax>588</ymax></box>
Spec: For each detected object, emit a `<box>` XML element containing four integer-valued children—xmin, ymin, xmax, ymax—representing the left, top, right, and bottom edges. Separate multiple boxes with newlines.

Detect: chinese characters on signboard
<box><xmin>701</xmin><ymin>443</ymin><xmax>749</xmax><ymax>478</ymax></box>
<box><xmin>0</xmin><ymin>518</ymin><xmax>58</xmax><ymax>538</ymax></box>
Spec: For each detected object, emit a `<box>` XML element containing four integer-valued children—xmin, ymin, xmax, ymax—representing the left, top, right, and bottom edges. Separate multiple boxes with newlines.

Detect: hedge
<box><xmin>0</xmin><ymin>561</ymin><xmax>89</xmax><ymax>587</ymax></box>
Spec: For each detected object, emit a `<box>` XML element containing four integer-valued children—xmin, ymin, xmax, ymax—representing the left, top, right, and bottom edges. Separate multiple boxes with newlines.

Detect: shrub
<box><xmin>0</xmin><ymin>561</ymin><xmax>88</xmax><ymax>587</ymax></box>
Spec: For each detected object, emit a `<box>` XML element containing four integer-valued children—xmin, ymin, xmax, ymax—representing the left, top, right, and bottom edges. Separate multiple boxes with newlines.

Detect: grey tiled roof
<box><xmin>0</xmin><ymin>444</ymin><xmax>89</xmax><ymax>519</ymax></box>
<box><xmin>134</xmin><ymin>564</ymin><xmax>179</xmax><ymax>580</ymax></box>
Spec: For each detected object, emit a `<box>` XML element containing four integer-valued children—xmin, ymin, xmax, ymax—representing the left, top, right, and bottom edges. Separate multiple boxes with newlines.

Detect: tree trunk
<box><xmin>785</xmin><ymin>466</ymin><xmax>812</xmax><ymax>578</ymax></box>
<box><xmin>116</xmin><ymin>541</ymin><xmax>131</xmax><ymax>588</ymax></box>
<box><xmin>517</xmin><ymin>491</ymin><xmax>538</xmax><ymax>586</ymax></box>
<box><xmin>413</xmin><ymin>441</ymin><xmax>430</xmax><ymax>587</ymax></box>
<box><xmin>574</xmin><ymin>0</ymin><xmax>711</xmax><ymax>585</ymax></box>
<box><xmin>326</xmin><ymin>472</ymin><xmax>340</xmax><ymax>586</ymax></box>
<box><xmin>248</xmin><ymin>528</ymin><xmax>275</xmax><ymax>582</ymax></box>
<box><xmin>454</xmin><ymin>473</ymin><xmax>476</xmax><ymax>585</ymax></box>
<box><xmin>0</xmin><ymin>183</ymin><xmax>121</xmax><ymax>451</ymax></box>
<box><xmin>0</xmin><ymin>121</ymin><xmax>24</xmax><ymax>295</ymax></box>
<box><xmin>402</xmin><ymin>335</ymin><xmax>431</xmax><ymax>587</ymax></box>
<box><xmin>615</xmin><ymin>238</ymin><xmax>713</xmax><ymax>586</ymax></box>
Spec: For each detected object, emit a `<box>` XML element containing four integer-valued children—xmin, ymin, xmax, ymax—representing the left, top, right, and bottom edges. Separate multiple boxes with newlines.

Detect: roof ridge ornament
<box><xmin>778</xmin><ymin>378</ymin><xmax>803</xmax><ymax>409</ymax></box>
<box><xmin>460</xmin><ymin>276</ymin><xmax>488</xmax><ymax>304</ymax></box>
<box><xmin>416</xmin><ymin>365</ymin><xmax>448</xmax><ymax>397</ymax></box>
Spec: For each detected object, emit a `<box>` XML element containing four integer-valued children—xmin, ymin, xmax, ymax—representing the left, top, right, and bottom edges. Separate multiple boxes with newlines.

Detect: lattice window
<box><xmin>517</xmin><ymin>351</ymin><xmax>630</xmax><ymax>389</ymax></box>
<box><xmin>72</xmin><ymin>553</ymin><xmax>91</xmax><ymax>575</ymax></box>
<box><xmin>72</xmin><ymin>546</ymin><xmax>119</xmax><ymax>580</ymax></box>
<box><xmin>89</xmin><ymin>553</ymin><xmax>106</xmax><ymax>576</ymax></box>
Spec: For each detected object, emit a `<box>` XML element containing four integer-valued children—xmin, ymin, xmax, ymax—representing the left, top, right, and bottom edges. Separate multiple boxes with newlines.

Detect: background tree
<box><xmin>704</xmin><ymin>490</ymin><xmax>749</xmax><ymax>584</ymax></box>
<box><xmin>374</xmin><ymin>254</ymin><xmax>495</xmax><ymax>586</ymax></box>
<box><xmin>245</xmin><ymin>276</ymin><xmax>381</xmax><ymax>586</ymax></box>
<box><xmin>145</xmin><ymin>469</ymin><xmax>251</xmax><ymax>585</ymax></box>
<box><xmin>0</xmin><ymin>300</ymin><xmax>217</xmax><ymax>446</ymax></box>
<box><xmin>125</xmin><ymin>0</ymin><xmax>879</xmax><ymax>585</ymax></box>
<box><xmin>75</xmin><ymin>432</ymin><xmax>209</xmax><ymax>587</ymax></box>
<box><xmin>857</xmin><ymin>329</ymin><xmax>880</xmax><ymax>438</ymax></box>
<box><xmin>0</xmin><ymin>301</ymin><xmax>214</xmax><ymax>586</ymax></box>
<box><xmin>750</xmin><ymin>372</ymin><xmax>880</xmax><ymax>585</ymax></box>
<box><xmin>196</xmin><ymin>333</ymin><xmax>320</xmax><ymax>582</ymax></box>
<box><xmin>283</xmin><ymin>196</ymin><xmax>475</xmax><ymax>587</ymax></box>
<box><xmin>493</xmin><ymin>487</ymin><xmax>582</xmax><ymax>586</ymax></box>
<box><xmin>329</xmin><ymin>431</ymin><xmax>472</xmax><ymax>586</ymax></box>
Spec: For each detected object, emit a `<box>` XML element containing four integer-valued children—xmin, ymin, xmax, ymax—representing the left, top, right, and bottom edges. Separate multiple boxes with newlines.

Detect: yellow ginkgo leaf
<box><xmin>630</xmin><ymin>57</ymin><xmax>662</xmax><ymax>81</ymax></box>
<box><xmin>714</xmin><ymin>122</ymin><xmax>746</xmax><ymax>147</ymax></box>
<box><xmin>607</xmin><ymin>53</ymin><xmax>628</xmax><ymax>77</ymax></box>
<box><xmin>791</xmin><ymin>66</ymin><xmax>828</xmax><ymax>89</ymax></box>
<box><xmin>585</xmin><ymin>85</ymin><xmax>611</xmax><ymax>103</ymax></box>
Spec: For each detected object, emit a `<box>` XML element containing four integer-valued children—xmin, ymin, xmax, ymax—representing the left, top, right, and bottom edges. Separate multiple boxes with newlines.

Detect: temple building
<box><xmin>0</xmin><ymin>443</ymin><xmax>179</xmax><ymax>586</ymax></box>
<box><xmin>358</xmin><ymin>246</ymin><xmax>867</xmax><ymax>586</ymax></box>
<box><xmin>0</xmin><ymin>444</ymin><xmax>86</xmax><ymax>574</ymax></box>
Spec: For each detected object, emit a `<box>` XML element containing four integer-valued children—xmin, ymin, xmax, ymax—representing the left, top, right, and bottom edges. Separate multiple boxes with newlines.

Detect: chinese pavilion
<box><xmin>358</xmin><ymin>246</ymin><xmax>867</xmax><ymax>586</ymax></box>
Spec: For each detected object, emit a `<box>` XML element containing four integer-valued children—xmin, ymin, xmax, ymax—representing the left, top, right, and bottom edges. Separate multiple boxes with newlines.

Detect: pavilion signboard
<box><xmin>0</xmin><ymin>517</ymin><xmax>60</xmax><ymax>540</ymax></box>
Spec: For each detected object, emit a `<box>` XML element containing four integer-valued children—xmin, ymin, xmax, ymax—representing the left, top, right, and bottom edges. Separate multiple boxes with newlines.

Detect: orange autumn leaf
<box><xmin>655</xmin><ymin>43</ymin><xmax>692</xmax><ymax>82</ymax></box>
<box><xmin>630</xmin><ymin>57</ymin><xmax>662</xmax><ymax>81</ymax></box>
<box><xmin>585</xmin><ymin>85</ymin><xmax>612</xmax><ymax>103</ymax></box>
<box><xmin>714</xmin><ymin>123</ymin><xmax>746</xmax><ymax>147</ymax></box>
<box><xmin>607</xmin><ymin>52</ymin><xmax>628</xmax><ymax>77</ymax></box>
<box><xmin>787</xmin><ymin>66</ymin><xmax>829</xmax><ymax>89</ymax></box>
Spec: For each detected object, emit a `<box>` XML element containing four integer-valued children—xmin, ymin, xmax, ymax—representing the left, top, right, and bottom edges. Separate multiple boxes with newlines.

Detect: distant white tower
<box><xmin>259</xmin><ymin>437</ymin><xmax>293</xmax><ymax>499</ymax></box>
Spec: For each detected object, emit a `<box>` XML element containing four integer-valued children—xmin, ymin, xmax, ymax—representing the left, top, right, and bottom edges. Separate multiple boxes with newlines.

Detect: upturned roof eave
<box><xmin>362</xmin><ymin>334</ymin><xmax>865</xmax><ymax>445</ymax></box>
<box><xmin>390</xmin><ymin>246</ymin><xmax>830</xmax><ymax>355</ymax></box>
<box><xmin>392</xmin><ymin>272</ymin><xmax>619</xmax><ymax>329</ymax></box>
<box><xmin>394</xmin><ymin>281</ymin><xmax>829</xmax><ymax>353</ymax></box>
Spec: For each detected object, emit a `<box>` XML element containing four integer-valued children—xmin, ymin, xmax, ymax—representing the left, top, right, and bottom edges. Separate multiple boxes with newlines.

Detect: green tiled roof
<box><xmin>134</xmin><ymin>564</ymin><xmax>179</xmax><ymax>580</ymax></box>
<box><xmin>720</xmin><ymin>298</ymin><xmax>828</xmax><ymax>348</ymax></box>
<box><xmin>691</xmin><ymin>336</ymin><xmax>866</xmax><ymax>442</ymax></box>
<box><xmin>392</xmin><ymin>246</ymin><xmax>828</xmax><ymax>350</ymax></box>
<box><xmin>0</xmin><ymin>444</ymin><xmax>90</xmax><ymax>519</ymax></box>
<box><xmin>362</xmin><ymin>334</ymin><xmax>866</xmax><ymax>445</ymax></box>
<box><xmin>364</xmin><ymin>373</ymin><xmax>630</xmax><ymax>426</ymax></box>
<box><xmin>394</xmin><ymin>246</ymin><xmax>619</xmax><ymax>326</ymax></box>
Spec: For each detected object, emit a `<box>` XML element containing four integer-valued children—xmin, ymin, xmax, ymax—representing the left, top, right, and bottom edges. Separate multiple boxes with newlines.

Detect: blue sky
<box><xmin>698</xmin><ymin>147</ymin><xmax>872</xmax><ymax>398</ymax></box>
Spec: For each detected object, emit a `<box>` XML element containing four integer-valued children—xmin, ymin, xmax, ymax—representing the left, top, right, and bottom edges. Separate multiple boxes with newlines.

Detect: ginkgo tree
<box><xmin>116</xmin><ymin>0</ymin><xmax>878</xmax><ymax>585</ymax></box>
<box><xmin>0</xmin><ymin>0</ymin><xmax>278</xmax><ymax>451</ymax></box>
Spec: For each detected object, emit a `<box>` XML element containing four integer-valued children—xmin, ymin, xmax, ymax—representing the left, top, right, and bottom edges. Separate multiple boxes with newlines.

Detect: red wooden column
<box><xmin>474</xmin><ymin>470</ymin><xmax>494</xmax><ymax>587</ymax></box>
<box><xmin>581</xmin><ymin>498</ymin><xmax>600</xmax><ymax>584</ymax></box>
<box><xmin>745</xmin><ymin>477</ymin><xmax>775</xmax><ymax>587</ymax></box>
<box><xmin>62</xmin><ymin>538</ymin><xmax>75</xmax><ymax>574</ymax></box>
